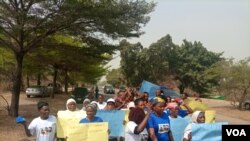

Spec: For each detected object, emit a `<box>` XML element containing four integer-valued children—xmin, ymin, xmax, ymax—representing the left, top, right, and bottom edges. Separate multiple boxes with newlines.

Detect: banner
<box><xmin>170</xmin><ymin>118</ymin><xmax>189</xmax><ymax>141</ymax></box>
<box><xmin>191</xmin><ymin>122</ymin><xmax>228</xmax><ymax>141</ymax></box>
<box><xmin>96</xmin><ymin>110</ymin><xmax>125</xmax><ymax>137</ymax></box>
<box><xmin>139</xmin><ymin>80</ymin><xmax>160</xmax><ymax>99</ymax></box>
<box><xmin>57</xmin><ymin>110</ymin><xmax>86</xmax><ymax>138</ymax></box>
<box><xmin>205</xmin><ymin>110</ymin><xmax>216</xmax><ymax>123</ymax></box>
<box><xmin>67</xmin><ymin>122</ymin><xmax>108</xmax><ymax>141</ymax></box>
<box><xmin>182</xmin><ymin>100</ymin><xmax>208</xmax><ymax>112</ymax></box>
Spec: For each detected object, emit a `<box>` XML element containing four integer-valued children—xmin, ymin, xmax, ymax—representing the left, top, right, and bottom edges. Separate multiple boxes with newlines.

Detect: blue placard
<box><xmin>96</xmin><ymin>110</ymin><xmax>125</xmax><ymax>137</ymax></box>
<box><xmin>191</xmin><ymin>122</ymin><xmax>228</xmax><ymax>141</ymax></box>
<box><xmin>139</xmin><ymin>80</ymin><xmax>160</xmax><ymax>99</ymax></box>
<box><xmin>170</xmin><ymin>118</ymin><xmax>189</xmax><ymax>141</ymax></box>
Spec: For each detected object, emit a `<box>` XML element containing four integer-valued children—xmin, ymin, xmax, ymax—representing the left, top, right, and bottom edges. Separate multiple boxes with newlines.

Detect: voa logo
<box><xmin>226</xmin><ymin>129</ymin><xmax>246</xmax><ymax>136</ymax></box>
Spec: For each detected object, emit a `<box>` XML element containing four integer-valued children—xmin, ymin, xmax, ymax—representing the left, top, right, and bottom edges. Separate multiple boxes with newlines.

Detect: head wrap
<box><xmin>83</xmin><ymin>98</ymin><xmax>90</xmax><ymax>103</ymax></box>
<box><xmin>150</xmin><ymin>97</ymin><xmax>165</xmax><ymax>107</ymax></box>
<box><xmin>190</xmin><ymin>111</ymin><xmax>202</xmax><ymax>123</ymax></box>
<box><xmin>66</xmin><ymin>98</ymin><xmax>77</xmax><ymax>110</ymax></box>
<box><xmin>167</xmin><ymin>102</ymin><xmax>178</xmax><ymax>110</ymax></box>
<box><xmin>37</xmin><ymin>101</ymin><xmax>49</xmax><ymax>110</ymax></box>
<box><xmin>86</xmin><ymin>103</ymin><xmax>98</xmax><ymax>114</ymax></box>
<box><xmin>174</xmin><ymin>97</ymin><xmax>183</xmax><ymax>104</ymax></box>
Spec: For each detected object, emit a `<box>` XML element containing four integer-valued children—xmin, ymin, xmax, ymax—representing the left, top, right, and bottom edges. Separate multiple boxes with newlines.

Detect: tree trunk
<box><xmin>37</xmin><ymin>73</ymin><xmax>41</xmax><ymax>86</ymax></box>
<box><xmin>26</xmin><ymin>76</ymin><xmax>30</xmax><ymax>88</ymax></box>
<box><xmin>51</xmin><ymin>66</ymin><xmax>58</xmax><ymax>98</ymax></box>
<box><xmin>10</xmin><ymin>53</ymin><xmax>24</xmax><ymax>117</ymax></box>
<box><xmin>64</xmin><ymin>69</ymin><xmax>68</xmax><ymax>94</ymax></box>
<box><xmin>238</xmin><ymin>88</ymin><xmax>248</xmax><ymax>110</ymax></box>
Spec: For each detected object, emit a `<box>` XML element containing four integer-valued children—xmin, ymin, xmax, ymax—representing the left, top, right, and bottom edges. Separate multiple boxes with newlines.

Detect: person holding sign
<box><xmin>19</xmin><ymin>101</ymin><xmax>57</xmax><ymax>141</ymax></box>
<box><xmin>182</xmin><ymin>111</ymin><xmax>205</xmax><ymax>141</ymax></box>
<box><xmin>79</xmin><ymin>103</ymin><xmax>103</xmax><ymax>123</ymax></box>
<box><xmin>146</xmin><ymin>98</ymin><xmax>174</xmax><ymax>141</ymax></box>
<box><xmin>66</xmin><ymin>98</ymin><xmax>79</xmax><ymax>111</ymax></box>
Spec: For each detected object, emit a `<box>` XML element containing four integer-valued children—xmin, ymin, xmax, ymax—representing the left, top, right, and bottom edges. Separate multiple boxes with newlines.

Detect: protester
<box><xmin>143</xmin><ymin>92</ymin><xmax>149</xmax><ymax>105</ymax></box>
<box><xmin>147</xmin><ymin>98</ymin><xmax>174</xmax><ymax>141</ymax></box>
<box><xmin>155</xmin><ymin>89</ymin><xmax>162</xmax><ymax>97</ymax></box>
<box><xmin>79</xmin><ymin>103</ymin><xmax>103</xmax><ymax>123</ymax></box>
<box><xmin>97</xmin><ymin>94</ymin><xmax>107</xmax><ymax>110</ymax></box>
<box><xmin>165</xmin><ymin>96</ymin><xmax>172</xmax><ymax>104</ymax></box>
<box><xmin>20</xmin><ymin>101</ymin><xmax>57</xmax><ymax>141</ymax></box>
<box><xmin>182</xmin><ymin>111</ymin><xmax>205</xmax><ymax>141</ymax></box>
<box><xmin>66</xmin><ymin>98</ymin><xmax>79</xmax><ymax>111</ymax></box>
<box><xmin>104</xmin><ymin>98</ymin><xmax>116</xmax><ymax>111</ymax></box>
<box><xmin>125</xmin><ymin>102</ymin><xmax>152</xmax><ymax>141</ymax></box>
<box><xmin>81</xmin><ymin>98</ymin><xmax>90</xmax><ymax>111</ymax></box>
<box><xmin>174</xmin><ymin>97</ymin><xmax>193</xmax><ymax>117</ymax></box>
<box><xmin>167</xmin><ymin>102</ymin><xmax>182</xmax><ymax>119</ymax></box>
<box><xmin>115</xmin><ymin>97</ymin><xmax>126</xmax><ymax>110</ymax></box>
<box><xmin>134</xmin><ymin>98</ymin><xmax>145</xmax><ymax>110</ymax></box>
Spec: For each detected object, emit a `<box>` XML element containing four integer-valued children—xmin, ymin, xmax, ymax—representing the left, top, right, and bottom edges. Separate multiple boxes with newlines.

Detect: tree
<box><xmin>173</xmin><ymin>40</ymin><xmax>223</xmax><ymax>94</ymax></box>
<box><xmin>216</xmin><ymin>58</ymin><xmax>250</xmax><ymax>109</ymax></box>
<box><xmin>120</xmin><ymin>40</ymin><xmax>144</xmax><ymax>86</ymax></box>
<box><xmin>119</xmin><ymin>34</ymin><xmax>222</xmax><ymax>94</ymax></box>
<box><xmin>106</xmin><ymin>68</ymin><xmax>123</xmax><ymax>87</ymax></box>
<box><xmin>0</xmin><ymin>0</ymin><xmax>155</xmax><ymax>116</ymax></box>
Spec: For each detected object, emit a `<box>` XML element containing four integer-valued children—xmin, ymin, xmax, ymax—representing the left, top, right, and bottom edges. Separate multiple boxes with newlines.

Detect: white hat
<box><xmin>83</xmin><ymin>98</ymin><xmax>90</xmax><ymax>103</ymax></box>
<box><xmin>127</xmin><ymin>102</ymin><xmax>135</xmax><ymax>109</ymax></box>
<box><xmin>66</xmin><ymin>98</ymin><xmax>76</xmax><ymax>110</ymax></box>
<box><xmin>107</xmin><ymin>98</ymin><xmax>115</xmax><ymax>103</ymax></box>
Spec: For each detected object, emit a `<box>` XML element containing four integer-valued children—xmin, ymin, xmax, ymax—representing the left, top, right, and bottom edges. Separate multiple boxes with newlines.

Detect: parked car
<box><xmin>26</xmin><ymin>85</ymin><xmax>49</xmax><ymax>98</ymax></box>
<box><xmin>47</xmin><ymin>83</ymin><xmax>62</xmax><ymax>94</ymax></box>
<box><xmin>70</xmin><ymin>87</ymin><xmax>89</xmax><ymax>104</ymax></box>
<box><xmin>119</xmin><ymin>85</ymin><xmax>126</xmax><ymax>91</ymax></box>
<box><xmin>104</xmin><ymin>84</ymin><xmax>115</xmax><ymax>94</ymax></box>
<box><xmin>244</xmin><ymin>100</ymin><xmax>250</xmax><ymax>110</ymax></box>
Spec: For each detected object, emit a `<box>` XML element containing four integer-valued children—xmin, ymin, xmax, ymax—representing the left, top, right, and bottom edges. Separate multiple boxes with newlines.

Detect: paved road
<box><xmin>216</xmin><ymin>113</ymin><xmax>250</xmax><ymax>124</ymax></box>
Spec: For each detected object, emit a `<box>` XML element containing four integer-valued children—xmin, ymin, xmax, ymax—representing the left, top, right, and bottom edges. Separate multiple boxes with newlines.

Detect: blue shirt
<box><xmin>146</xmin><ymin>112</ymin><xmax>171</xmax><ymax>141</ymax></box>
<box><xmin>178</xmin><ymin>109</ymin><xmax>188</xmax><ymax>117</ymax></box>
<box><xmin>79</xmin><ymin>116</ymin><xmax>103</xmax><ymax>123</ymax></box>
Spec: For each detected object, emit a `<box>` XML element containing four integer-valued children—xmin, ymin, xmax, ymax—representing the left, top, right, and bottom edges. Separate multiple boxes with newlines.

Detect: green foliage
<box><xmin>106</xmin><ymin>68</ymin><xmax>123</xmax><ymax>87</ymax></box>
<box><xmin>0</xmin><ymin>0</ymin><xmax>156</xmax><ymax>116</ymax></box>
<box><xmin>0</xmin><ymin>48</ymin><xmax>15</xmax><ymax>80</ymax></box>
<box><xmin>216</xmin><ymin>58</ymin><xmax>250</xmax><ymax>109</ymax></box>
<box><xmin>174</xmin><ymin>40</ymin><xmax>223</xmax><ymax>93</ymax></box>
<box><xmin>119</xmin><ymin>34</ymin><xmax>223</xmax><ymax>94</ymax></box>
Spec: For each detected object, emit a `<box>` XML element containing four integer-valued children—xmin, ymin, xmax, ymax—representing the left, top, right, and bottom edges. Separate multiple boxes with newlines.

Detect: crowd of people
<box><xmin>18</xmin><ymin>86</ymin><xmax>206</xmax><ymax>141</ymax></box>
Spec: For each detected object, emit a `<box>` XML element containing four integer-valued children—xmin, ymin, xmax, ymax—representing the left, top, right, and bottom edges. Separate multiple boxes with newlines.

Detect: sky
<box><xmin>107</xmin><ymin>0</ymin><xmax>250</xmax><ymax>69</ymax></box>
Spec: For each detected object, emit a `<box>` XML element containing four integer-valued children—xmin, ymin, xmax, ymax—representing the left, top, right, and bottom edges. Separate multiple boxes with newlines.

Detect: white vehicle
<box><xmin>26</xmin><ymin>86</ymin><xmax>49</xmax><ymax>98</ymax></box>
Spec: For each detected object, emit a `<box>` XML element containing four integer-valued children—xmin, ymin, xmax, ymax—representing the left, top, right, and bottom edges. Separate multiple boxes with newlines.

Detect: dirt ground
<box><xmin>0</xmin><ymin>92</ymin><xmax>250</xmax><ymax>141</ymax></box>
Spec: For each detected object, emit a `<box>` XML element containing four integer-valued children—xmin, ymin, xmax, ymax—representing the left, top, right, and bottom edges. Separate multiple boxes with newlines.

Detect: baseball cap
<box><xmin>127</xmin><ymin>102</ymin><xmax>135</xmax><ymax>109</ymax></box>
<box><xmin>107</xmin><ymin>98</ymin><xmax>115</xmax><ymax>103</ymax></box>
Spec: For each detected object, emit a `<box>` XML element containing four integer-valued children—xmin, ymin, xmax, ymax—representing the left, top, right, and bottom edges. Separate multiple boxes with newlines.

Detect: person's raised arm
<box><xmin>21</xmin><ymin>121</ymin><xmax>32</xmax><ymax>137</ymax></box>
<box><xmin>134</xmin><ymin>103</ymin><xmax>152</xmax><ymax>133</ymax></box>
<box><xmin>182</xmin><ymin>102</ymin><xmax>193</xmax><ymax>114</ymax></box>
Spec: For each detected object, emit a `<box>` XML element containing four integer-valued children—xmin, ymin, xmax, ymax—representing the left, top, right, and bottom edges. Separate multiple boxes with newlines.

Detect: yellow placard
<box><xmin>205</xmin><ymin>110</ymin><xmax>216</xmax><ymax>123</ymax></box>
<box><xmin>57</xmin><ymin>110</ymin><xmax>86</xmax><ymax>138</ymax></box>
<box><xmin>184</xmin><ymin>100</ymin><xmax>208</xmax><ymax>112</ymax></box>
<box><xmin>67</xmin><ymin>122</ymin><xmax>108</xmax><ymax>141</ymax></box>
<box><xmin>122</xmin><ymin>109</ymin><xmax>129</xmax><ymax>123</ymax></box>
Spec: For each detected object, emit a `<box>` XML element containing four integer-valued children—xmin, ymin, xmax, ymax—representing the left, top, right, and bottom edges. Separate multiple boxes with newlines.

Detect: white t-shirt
<box><xmin>97</xmin><ymin>102</ymin><xmax>107</xmax><ymax>110</ymax></box>
<box><xmin>125</xmin><ymin>121</ymin><xmax>148</xmax><ymax>141</ymax></box>
<box><xmin>182</xmin><ymin>123</ymin><xmax>192</xmax><ymax>140</ymax></box>
<box><xmin>28</xmin><ymin>115</ymin><xmax>57</xmax><ymax>141</ymax></box>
